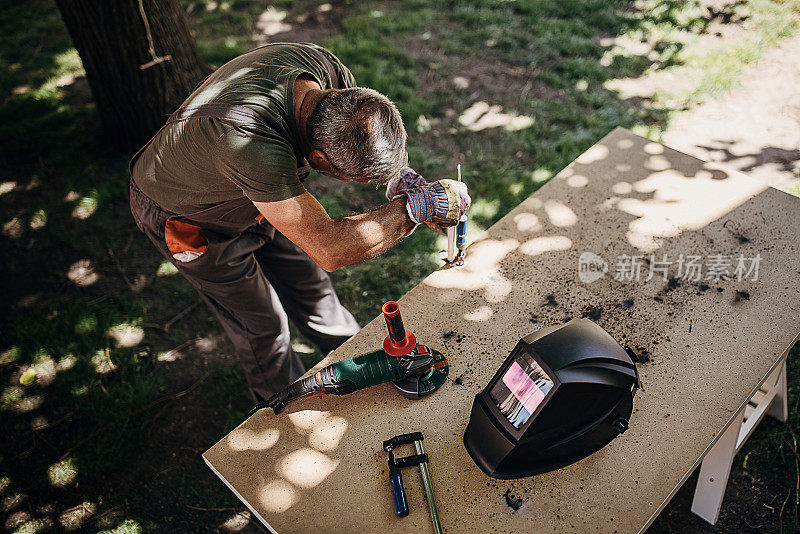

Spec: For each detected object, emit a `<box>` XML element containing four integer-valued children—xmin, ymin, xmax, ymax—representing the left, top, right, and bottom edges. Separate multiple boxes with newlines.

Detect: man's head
<box><xmin>306</xmin><ymin>87</ymin><xmax>407</xmax><ymax>184</ymax></box>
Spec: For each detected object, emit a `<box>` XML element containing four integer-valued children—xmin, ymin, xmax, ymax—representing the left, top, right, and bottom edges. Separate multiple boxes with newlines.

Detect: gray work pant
<box><xmin>129</xmin><ymin>180</ymin><xmax>360</xmax><ymax>402</ymax></box>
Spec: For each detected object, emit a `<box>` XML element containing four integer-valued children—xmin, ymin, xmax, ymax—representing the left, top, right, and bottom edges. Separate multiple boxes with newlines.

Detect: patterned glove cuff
<box><xmin>405</xmin><ymin>182</ymin><xmax>448</xmax><ymax>224</ymax></box>
<box><xmin>386</xmin><ymin>167</ymin><xmax>428</xmax><ymax>201</ymax></box>
<box><xmin>385</xmin><ymin>174</ymin><xmax>402</xmax><ymax>201</ymax></box>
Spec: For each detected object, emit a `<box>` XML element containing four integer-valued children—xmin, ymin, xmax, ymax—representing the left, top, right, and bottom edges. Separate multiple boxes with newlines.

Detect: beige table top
<box><xmin>204</xmin><ymin>128</ymin><xmax>800</xmax><ymax>534</ymax></box>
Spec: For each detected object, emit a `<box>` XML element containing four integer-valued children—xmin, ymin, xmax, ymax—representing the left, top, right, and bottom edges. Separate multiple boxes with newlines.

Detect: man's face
<box><xmin>319</xmin><ymin>155</ymin><xmax>406</xmax><ymax>185</ymax></box>
<box><xmin>326</xmin><ymin>171</ymin><xmax>371</xmax><ymax>183</ymax></box>
<box><xmin>307</xmin><ymin>147</ymin><xmax>404</xmax><ymax>185</ymax></box>
<box><xmin>307</xmin><ymin>151</ymin><xmax>371</xmax><ymax>183</ymax></box>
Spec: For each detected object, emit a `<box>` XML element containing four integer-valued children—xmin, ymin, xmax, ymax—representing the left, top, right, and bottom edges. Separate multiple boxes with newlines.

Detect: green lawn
<box><xmin>1</xmin><ymin>0</ymin><xmax>799</xmax><ymax>532</ymax></box>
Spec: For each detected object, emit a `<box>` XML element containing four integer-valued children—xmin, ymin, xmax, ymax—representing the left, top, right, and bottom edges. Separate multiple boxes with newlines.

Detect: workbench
<box><xmin>203</xmin><ymin>128</ymin><xmax>800</xmax><ymax>533</ymax></box>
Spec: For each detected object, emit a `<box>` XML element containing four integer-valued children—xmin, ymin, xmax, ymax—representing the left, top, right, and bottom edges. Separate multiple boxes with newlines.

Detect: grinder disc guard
<box><xmin>393</xmin><ymin>349</ymin><xmax>449</xmax><ymax>399</ymax></box>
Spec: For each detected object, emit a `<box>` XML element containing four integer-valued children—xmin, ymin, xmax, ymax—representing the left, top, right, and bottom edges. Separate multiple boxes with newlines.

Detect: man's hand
<box><xmin>404</xmin><ymin>179</ymin><xmax>471</xmax><ymax>232</ymax></box>
<box><xmin>253</xmin><ymin>192</ymin><xmax>414</xmax><ymax>272</ymax></box>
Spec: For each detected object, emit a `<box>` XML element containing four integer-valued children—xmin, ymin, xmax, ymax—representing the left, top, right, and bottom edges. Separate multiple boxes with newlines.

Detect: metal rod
<box><xmin>446</xmin><ymin>164</ymin><xmax>462</xmax><ymax>263</ymax></box>
<box><xmin>446</xmin><ymin>228</ymin><xmax>456</xmax><ymax>262</ymax></box>
<box><xmin>454</xmin><ymin>164</ymin><xmax>466</xmax><ymax>267</ymax></box>
<box><xmin>415</xmin><ymin>440</ymin><xmax>443</xmax><ymax>534</ymax></box>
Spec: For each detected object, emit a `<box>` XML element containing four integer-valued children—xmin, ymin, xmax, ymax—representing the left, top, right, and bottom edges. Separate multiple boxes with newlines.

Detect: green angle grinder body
<box><xmin>253</xmin><ymin>300</ymin><xmax>450</xmax><ymax>415</ymax></box>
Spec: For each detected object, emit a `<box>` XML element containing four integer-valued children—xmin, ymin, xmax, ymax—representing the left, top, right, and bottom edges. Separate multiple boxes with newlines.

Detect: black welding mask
<box><xmin>463</xmin><ymin>319</ymin><xmax>639</xmax><ymax>479</ymax></box>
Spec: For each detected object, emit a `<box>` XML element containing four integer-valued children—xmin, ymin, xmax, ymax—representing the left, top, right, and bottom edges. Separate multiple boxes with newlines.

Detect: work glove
<box><xmin>404</xmin><ymin>179</ymin><xmax>471</xmax><ymax>232</ymax></box>
<box><xmin>385</xmin><ymin>166</ymin><xmax>428</xmax><ymax>201</ymax></box>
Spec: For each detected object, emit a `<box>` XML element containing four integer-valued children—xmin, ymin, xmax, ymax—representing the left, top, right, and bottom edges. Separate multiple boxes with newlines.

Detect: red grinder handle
<box><xmin>382</xmin><ymin>301</ymin><xmax>416</xmax><ymax>357</ymax></box>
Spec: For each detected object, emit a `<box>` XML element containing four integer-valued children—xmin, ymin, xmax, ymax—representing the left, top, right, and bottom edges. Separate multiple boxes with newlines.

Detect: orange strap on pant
<box><xmin>164</xmin><ymin>219</ymin><xmax>207</xmax><ymax>262</ymax></box>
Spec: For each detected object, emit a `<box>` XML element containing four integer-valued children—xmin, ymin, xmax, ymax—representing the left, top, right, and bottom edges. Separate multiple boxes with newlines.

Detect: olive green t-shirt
<box><xmin>132</xmin><ymin>43</ymin><xmax>356</xmax><ymax>214</ymax></box>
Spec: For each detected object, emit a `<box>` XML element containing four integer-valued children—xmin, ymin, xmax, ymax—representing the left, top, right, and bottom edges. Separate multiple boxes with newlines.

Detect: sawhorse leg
<box><xmin>691</xmin><ymin>409</ymin><xmax>743</xmax><ymax>524</ymax></box>
<box><xmin>767</xmin><ymin>360</ymin><xmax>789</xmax><ymax>423</ymax></box>
<box><xmin>691</xmin><ymin>359</ymin><xmax>788</xmax><ymax>524</ymax></box>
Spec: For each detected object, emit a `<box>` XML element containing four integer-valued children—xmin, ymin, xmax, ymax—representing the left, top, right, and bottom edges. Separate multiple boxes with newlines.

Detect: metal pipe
<box><xmin>446</xmin><ymin>226</ymin><xmax>456</xmax><ymax>262</ymax></box>
<box><xmin>446</xmin><ymin>164</ymin><xmax>462</xmax><ymax>264</ymax></box>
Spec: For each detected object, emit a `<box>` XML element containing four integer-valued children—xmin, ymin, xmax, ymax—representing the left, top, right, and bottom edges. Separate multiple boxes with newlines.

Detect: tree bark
<box><xmin>55</xmin><ymin>0</ymin><xmax>211</xmax><ymax>152</ymax></box>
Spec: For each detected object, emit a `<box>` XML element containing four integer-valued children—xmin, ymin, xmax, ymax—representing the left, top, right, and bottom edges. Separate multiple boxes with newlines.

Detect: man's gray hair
<box><xmin>307</xmin><ymin>87</ymin><xmax>407</xmax><ymax>184</ymax></box>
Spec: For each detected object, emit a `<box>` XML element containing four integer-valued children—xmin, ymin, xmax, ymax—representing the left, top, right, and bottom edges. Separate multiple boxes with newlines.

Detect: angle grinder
<box><xmin>251</xmin><ymin>301</ymin><xmax>449</xmax><ymax>415</ymax></box>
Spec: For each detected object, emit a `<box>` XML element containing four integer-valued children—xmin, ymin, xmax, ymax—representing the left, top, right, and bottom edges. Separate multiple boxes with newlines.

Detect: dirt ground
<box><xmin>662</xmin><ymin>34</ymin><xmax>800</xmax><ymax>191</ymax></box>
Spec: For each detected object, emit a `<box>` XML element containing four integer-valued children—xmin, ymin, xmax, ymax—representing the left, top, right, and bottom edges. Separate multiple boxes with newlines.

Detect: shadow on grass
<box><xmin>0</xmin><ymin>1</ymin><xmax>258</xmax><ymax>532</ymax></box>
<box><xmin>2</xmin><ymin>0</ymin><xmax>787</xmax><ymax>532</ymax></box>
<box><xmin>695</xmin><ymin>141</ymin><xmax>800</xmax><ymax>174</ymax></box>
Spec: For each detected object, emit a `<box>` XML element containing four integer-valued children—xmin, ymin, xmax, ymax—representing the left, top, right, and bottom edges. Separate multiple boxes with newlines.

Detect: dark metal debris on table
<box><xmin>504</xmin><ymin>489</ymin><xmax>523</xmax><ymax>512</ymax></box>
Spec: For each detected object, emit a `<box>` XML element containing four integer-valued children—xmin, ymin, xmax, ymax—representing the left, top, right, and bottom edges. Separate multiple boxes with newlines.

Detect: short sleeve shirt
<box><xmin>132</xmin><ymin>43</ymin><xmax>356</xmax><ymax>214</ymax></box>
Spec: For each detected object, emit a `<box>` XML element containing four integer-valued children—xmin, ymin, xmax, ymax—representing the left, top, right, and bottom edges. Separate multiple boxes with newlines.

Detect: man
<box><xmin>129</xmin><ymin>42</ymin><xmax>470</xmax><ymax>403</ymax></box>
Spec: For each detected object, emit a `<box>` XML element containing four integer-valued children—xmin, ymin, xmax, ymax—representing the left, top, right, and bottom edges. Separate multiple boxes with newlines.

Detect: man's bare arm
<box><xmin>253</xmin><ymin>192</ymin><xmax>415</xmax><ymax>272</ymax></box>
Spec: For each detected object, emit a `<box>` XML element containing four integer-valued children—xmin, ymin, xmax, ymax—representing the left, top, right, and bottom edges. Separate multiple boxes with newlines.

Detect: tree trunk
<box><xmin>55</xmin><ymin>0</ymin><xmax>211</xmax><ymax>152</ymax></box>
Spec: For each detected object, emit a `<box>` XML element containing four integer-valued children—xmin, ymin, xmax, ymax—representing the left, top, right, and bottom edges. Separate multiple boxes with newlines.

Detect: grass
<box><xmin>790</xmin><ymin>179</ymin><xmax>800</xmax><ymax>198</ymax></box>
<box><xmin>321</xmin><ymin>0</ymin><xmax>687</xmax><ymax>309</ymax></box>
<box><xmin>641</xmin><ymin>0</ymin><xmax>800</xmax><ymax>106</ymax></box>
<box><xmin>0</xmin><ymin>0</ymin><xmax>798</xmax><ymax>532</ymax></box>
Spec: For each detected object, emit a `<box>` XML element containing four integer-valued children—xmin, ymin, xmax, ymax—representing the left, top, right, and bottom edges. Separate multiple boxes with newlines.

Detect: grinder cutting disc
<box><xmin>393</xmin><ymin>349</ymin><xmax>449</xmax><ymax>399</ymax></box>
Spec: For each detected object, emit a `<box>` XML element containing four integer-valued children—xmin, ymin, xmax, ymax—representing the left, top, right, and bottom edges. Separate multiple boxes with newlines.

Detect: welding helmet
<box><xmin>464</xmin><ymin>319</ymin><xmax>639</xmax><ymax>479</ymax></box>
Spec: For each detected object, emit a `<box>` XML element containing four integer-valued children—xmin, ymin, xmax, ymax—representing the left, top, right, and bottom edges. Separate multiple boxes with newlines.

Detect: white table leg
<box><xmin>766</xmin><ymin>360</ymin><xmax>788</xmax><ymax>423</ymax></box>
<box><xmin>691</xmin><ymin>409</ymin><xmax>744</xmax><ymax>525</ymax></box>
